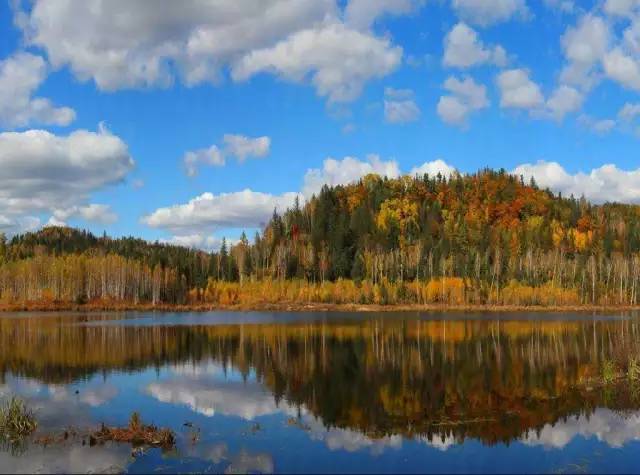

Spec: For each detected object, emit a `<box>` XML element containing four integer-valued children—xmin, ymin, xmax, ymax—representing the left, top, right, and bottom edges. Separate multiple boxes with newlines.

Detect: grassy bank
<box><xmin>1</xmin><ymin>300</ymin><xmax>640</xmax><ymax>313</ymax></box>
<box><xmin>2</xmin><ymin>278</ymin><xmax>640</xmax><ymax>313</ymax></box>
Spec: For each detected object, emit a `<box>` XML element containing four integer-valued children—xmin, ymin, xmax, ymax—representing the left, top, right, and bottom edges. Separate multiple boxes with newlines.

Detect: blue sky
<box><xmin>1</xmin><ymin>0</ymin><xmax>640</xmax><ymax>248</ymax></box>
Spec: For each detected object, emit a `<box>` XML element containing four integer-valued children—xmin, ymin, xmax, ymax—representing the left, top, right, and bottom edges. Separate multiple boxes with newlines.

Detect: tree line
<box><xmin>2</xmin><ymin>169</ymin><xmax>640</xmax><ymax>306</ymax></box>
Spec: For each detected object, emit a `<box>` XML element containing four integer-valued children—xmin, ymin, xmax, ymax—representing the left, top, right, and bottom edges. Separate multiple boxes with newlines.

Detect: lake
<box><xmin>1</xmin><ymin>311</ymin><xmax>640</xmax><ymax>473</ymax></box>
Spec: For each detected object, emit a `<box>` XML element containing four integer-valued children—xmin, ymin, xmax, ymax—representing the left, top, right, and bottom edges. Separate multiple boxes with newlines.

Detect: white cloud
<box><xmin>578</xmin><ymin>114</ymin><xmax>617</xmax><ymax>134</ymax></box>
<box><xmin>619</xmin><ymin>102</ymin><xmax>640</xmax><ymax>121</ymax></box>
<box><xmin>623</xmin><ymin>19</ymin><xmax>640</xmax><ymax>55</ymax></box>
<box><xmin>17</xmin><ymin>0</ymin><xmax>401</xmax><ymax>102</ymax></box>
<box><xmin>223</xmin><ymin>134</ymin><xmax>271</xmax><ymax>162</ymax></box>
<box><xmin>437</xmin><ymin>75</ymin><xmax>489</xmax><ymax>126</ymax></box>
<box><xmin>142</xmin><ymin>189</ymin><xmax>300</xmax><ymax>234</ymax></box>
<box><xmin>512</xmin><ymin>160</ymin><xmax>640</xmax><ymax>203</ymax></box>
<box><xmin>0</xmin><ymin>52</ymin><xmax>75</xmax><ymax>128</ymax></box>
<box><xmin>384</xmin><ymin>100</ymin><xmax>421</xmax><ymax>123</ymax></box>
<box><xmin>603</xmin><ymin>47</ymin><xmax>640</xmax><ymax>91</ymax></box>
<box><xmin>544</xmin><ymin>85</ymin><xmax>584</xmax><ymax>120</ymax></box>
<box><xmin>410</xmin><ymin>159</ymin><xmax>457</xmax><ymax>177</ymax></box>
<box><xmin>183</xmin><ymin>135</ymin><xmax>270</xmax><ymax>176</ymax></box>
<box><xmin>497</xmin><ymin>68</ymin><xmax>544</xmax><ymax>110</ymax></box>
<box><xmin>0</xmin><ymin>215</ymin><xmax>41</xmax><ymax>236</ymax></box>
<box><xmin>383</xmin><ymin>88</ymin><xmax>420</xmax><ymax>123</ymax></box>
<box><xmin>437</xmin><ymin>96</ymin><xmax>468</xmax><ymax>125</ymax></box>
<box><xmin>160</xmin><ymin>234</ymin><xmax>225</xmax><ymax>251</ymax></box>
<box><xmin>232</xmin><ymin>23</ymin><xmax>402</xmax><ymax>102</ymax></box>
<box><xmin>19</xmin><ymin>0</ymin><xmax>333</xmax><ymax>89</ymax></box>
<box><xmin>559</xmin><ymin>12</ymin><xmax>640</xmax><ymax>94</ymax></box>
<box><xmin>604</xmin><ymin>0</ymin><xmax>640</xmax><ymax>18</ymax></box>
<box><xmin>543</xmin><ymin>0</ymin><xmax>575</xmax><ymax>13</ymax></box>
<box><xmin>184</xmin><ymin>145</ymin><xmax>225</xmax><ymax>177</ymax></box>
<box><xmin>302</xmin><ymin>154</ymin><xmax>400</xmax><ymax>197</ymax></box>
<box><xmin>344</xmin><ymin>0</ymin><xmax>424</xmax><ymax>30</ymax></box>
<box><xmin>560</xmin><ymin>15</ymin><xmax>610</xmax><ymax>89</ymax></box>
<box><xmin>49</xmin><ymin>204</ymin><xmax>118</xmax><ymax>226</ymax></box>
<box><xmin>592</xmin><ymin>119</ymin><xmax>617</xmax><ymax>133</ymax></box>
<box><xmin>443</xmin><ymin>23</ymin><xmax>507</xmax><ymax>68</ymax></box>
<box><xmin>0</xmin><ymin>126</ymin><xmax>134</xmax><ymax>223</ymax></box>
<box><xmin>450</xmin><ymin>0</ymin><xmax>530</xmax><ymax>27</ymax></box>
<box><xmin>562</xmin><ymin>15</ymin><xmax>610</xmax><ymax>65</ymax></box>
<box><xmin>384</xmin><ymin>87</ymin><xmax>415</xmax><ymax>99</ymax></box>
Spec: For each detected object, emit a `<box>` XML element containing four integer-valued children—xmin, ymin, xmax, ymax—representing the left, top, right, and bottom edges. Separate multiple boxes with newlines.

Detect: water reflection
<box><xmin>523</xmin><ymin>409</ymin><xmax>640</xmax><ymax>449</ymax></box>
<box><xmin>0</xmin><ymin>312</ymin><xmax>639</xmax><ymax>473</ymax></box>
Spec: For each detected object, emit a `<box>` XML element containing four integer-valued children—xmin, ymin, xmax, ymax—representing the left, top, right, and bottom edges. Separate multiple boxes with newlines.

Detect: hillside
<box><xmin>1</xmin><ymin>169</ymin><xmax>640</xmax><ymax>308</ymax></box>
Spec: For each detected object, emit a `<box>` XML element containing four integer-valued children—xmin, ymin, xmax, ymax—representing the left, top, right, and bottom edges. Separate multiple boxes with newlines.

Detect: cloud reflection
<box><xmin>522</xmin><ymin>409</ymin><xmax>640</xmax><ymax>449</ymax></box>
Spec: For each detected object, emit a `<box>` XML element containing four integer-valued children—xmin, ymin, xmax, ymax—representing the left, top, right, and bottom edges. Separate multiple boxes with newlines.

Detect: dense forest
<box><xmin>2</xmin><ymin>169</ymin><xmax>640</xmax><ymax>307</ymax></box>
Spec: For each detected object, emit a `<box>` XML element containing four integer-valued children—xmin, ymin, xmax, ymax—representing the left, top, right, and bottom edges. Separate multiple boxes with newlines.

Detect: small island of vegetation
<box><xmin>1</xmin><ymin>169</ymin><xmax>640</xmax><ymax>311</ymax></box>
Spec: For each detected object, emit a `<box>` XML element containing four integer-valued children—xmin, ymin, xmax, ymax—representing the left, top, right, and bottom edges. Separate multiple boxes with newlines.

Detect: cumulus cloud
<box><xmin>451</xmin><ymin>0</ymin><xmax>530</xmax><ymax>27</ymax></box>
<box><xmin>383</xmin><ymin>88</ymin><xmax>420</xmax><ymax>123</ymax></box>
<box><xmin>142</xmin><ymin>189</ymin><xmax>300</xmax><ymax>234</ymax></box>
<box><xmin>543</xmin><ymin>0</ymin><xmax>575</xmax><ymax>14</ymax></box>
<box><xmin>512</xmin><ymin>160</ymin><xmax>640</xmax><ymax>203</ymax></box>
<box><xmin>410</xmin><ymin>159</ymin><xmax>457</xmax><ymax>177</ymax></box>
<box><xmin>437</xmin><ymin>75</ymin><xmax>489</xmax><ymax>126</ymax></box>
<box><xmin>559</xmin><ymin>11</ymin><xmax>640</xmax><ymax>95</ymax></box>
<box><xmin>497</xmin><ymin>68</ymin><xmax>544</xmax><ymax>110</ymax></box>
<box><xmin>544</xmin><ymin>85</ymin><xmax>584</xmax><ymax>120</ymax></box>
<box><xmin>302</xmin><ymin>154</ymin><xmax>400</xmax><ymax>197</ymax></box>
<box><xmin>160</xmin><ymin>234</ymin><xmax>226</xmax><ymax>251</ymax></box>
<box><xmin>619</xmin><ymin>102</ymin><xmax>640</xmax><ymax>121</ymax></box>
<box><xmin>0</xmin><ymin>126</ymin><xmax>134</xmax><ymax>228</ymax></box>
<box><xmin>19</xmin><ymin>0</ymin><xmax>333</xmax><ymax>89</ymax></box>
<box><xmin>443</xmin><ymin>23</ymin><xmax>507</xmax><ymax>68</ymax></box>
<box><xmin>231</xmin><ymin>23</ymin><xmax>402</xmax><ymax>102</ymax></box>
<box><xmin>17</xmin><ymin>1</ymin><xmax>402</xmax><ymax>102</ymax></box>
<box><xmin>495</xmin><ymin>71</ymin><xmax>583</xmax><ymax>121</ymax></box>
<box><xmin>0</xmin><ymin>215</ymin><xmax>41</xmax><ymax>236</ymax></box>
<box><xmin>560</xmin><ymin>15</ymin><xmax>610</xmax><ymax>89</ymax></box>
<box><xmin>604</xmin><ymin>0</ymin><xmax>640</xmax><ymax>18</ymax></box>
<box><xmin>48</xmin><ymin>204</ymin><xmax>118</xmax><ymax>226</ymax></box>
<box><xmin>0</xmin><ymin>52</ymin><xmax>75</xmax><ymax>128</ymax></box>
<box><xmin>344</xmin><ymin>0</ymin><xmax>424</xmax><ymax>30</ymax></box>
<box><xmin>603</xmin><ymin>47</ymin><xmax>640</xmax><ymax>90</ymax></box>
<box><xmin>578</xmin><ymin>114</ymin><xmax>617</xmax><ymax>134</ymax></box>
<box><xmin>183</xmin><ymin>145</ymin><xmax>225</xmax><ymax>177</ymax></box>
<box><xmin>183</xmin><ymin>135</ymin><xmax>270</xmax><ymax>176</ymax></box>
<box><xmin>384</xmin><ymin>101</ymin><xmax>421</xmax><ymax>123</ymax></box>
<box><xmin>223</xmin><ymin>134</ymin><xmax>271</xmax><ymax>162</ymax></box>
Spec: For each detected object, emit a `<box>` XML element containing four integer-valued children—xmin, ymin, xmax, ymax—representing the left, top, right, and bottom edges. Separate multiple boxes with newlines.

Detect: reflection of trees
<box><xmin>1</xmin><ymin>316</ymin><xmax>640</xmax><ymax>445</ymax></box>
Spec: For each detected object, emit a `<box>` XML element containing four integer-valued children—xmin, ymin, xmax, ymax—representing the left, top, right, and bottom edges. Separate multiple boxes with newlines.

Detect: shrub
<box><xmin>0</xmin><ymin>397</ymin><xmax>37</xmax><ymax>443</ymax></box>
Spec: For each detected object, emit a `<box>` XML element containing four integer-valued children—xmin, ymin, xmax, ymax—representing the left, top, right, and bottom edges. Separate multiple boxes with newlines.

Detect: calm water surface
<box><xmin>1</xmin><ymin>311</ymin><xmax>640</xmax><ymax>474</ymax></box>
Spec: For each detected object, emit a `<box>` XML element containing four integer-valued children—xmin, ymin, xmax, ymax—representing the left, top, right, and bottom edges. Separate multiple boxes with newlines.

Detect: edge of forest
<box><xmin>1</xmin><ymin>301</ymin><xmax>639</xmax><ymax>313</ymax></box>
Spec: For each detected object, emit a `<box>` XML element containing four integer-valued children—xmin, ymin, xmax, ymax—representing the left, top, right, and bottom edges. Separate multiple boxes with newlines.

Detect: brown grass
<box><xmin>89</xmin><ymin>412</ymin><xmax>175</xmax><ymax>449</ymax></box>
<box><xmin>0</xmin><ymin>397</ymin><xmax>37</xmax><ymax>444</ymax></box>
<box><xmin>1</xmin><ymin>300</ymin><xmax>639</xmax><ymax>314</ymax></box>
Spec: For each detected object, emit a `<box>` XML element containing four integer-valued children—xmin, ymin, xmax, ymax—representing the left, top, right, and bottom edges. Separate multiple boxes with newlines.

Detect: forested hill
<box><xmin>2</xmin><ymin>169</ymin><xmax>640</xmax><ymax>307</ymax></box>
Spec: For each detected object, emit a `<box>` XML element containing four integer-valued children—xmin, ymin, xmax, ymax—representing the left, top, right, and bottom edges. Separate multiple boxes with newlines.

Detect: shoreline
<box><xmin>1</xmin><ymin>301</ymin><xmax>639</xmax><ymax>313</ymax></box>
